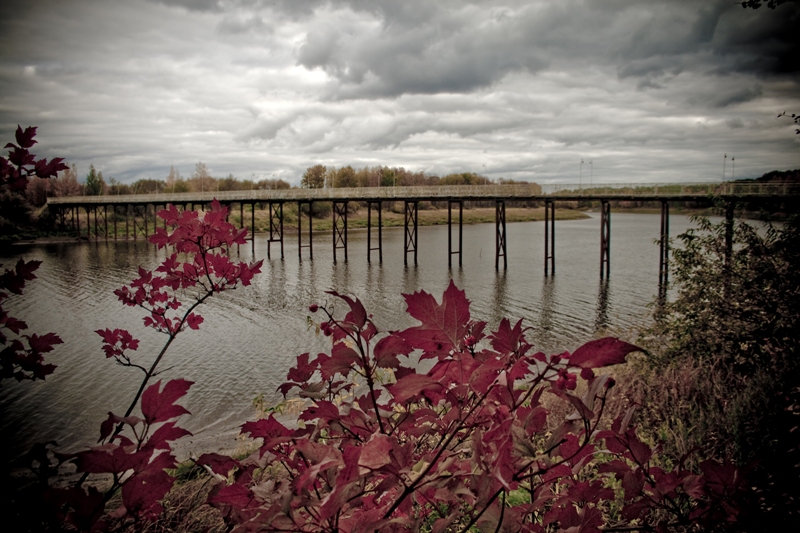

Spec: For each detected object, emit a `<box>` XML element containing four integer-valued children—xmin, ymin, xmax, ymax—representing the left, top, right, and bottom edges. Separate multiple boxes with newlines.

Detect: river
<box><xmin>0</xmin><ymin>212</ymin><xmax>699</xmax><ymax>462</ymax></box>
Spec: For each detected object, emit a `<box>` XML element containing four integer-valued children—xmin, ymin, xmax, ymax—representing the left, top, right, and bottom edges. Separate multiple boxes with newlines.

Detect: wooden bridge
<box><xmin>46</xmin><ymin>182</ymin><xmax>800</xmax><ymax>297</ymax></box>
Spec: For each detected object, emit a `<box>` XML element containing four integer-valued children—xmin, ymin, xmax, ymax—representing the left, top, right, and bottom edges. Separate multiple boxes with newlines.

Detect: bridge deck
<box><xmin>46</xmin><ymin>182</ymin><xmax>800</xmax><ymax>206</ymax></box>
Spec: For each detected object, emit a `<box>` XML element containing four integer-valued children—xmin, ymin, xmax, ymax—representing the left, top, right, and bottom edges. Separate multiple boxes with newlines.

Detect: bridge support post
<box><xmin>496</xmin><ymin>200</ymin><xmax>507</xmax><ymax>270</ymax></box>
<box><xmin>267</xmin><ymin>202</ymin><xmax>284</xmax><ymax>259</ymax></box>
<box><xmin>448</xmin><ymin>200</ymin><xmax>463</xmax><ymax>267</ymax></box>
<box><xmin>239</xmin><ymin>202</ymin><xmax>244</xmax><ymax>233</ymax></box>
<box><xmin>600</xmin><ymin>200</ymin><xmax>611</xmax><ymax>279</ymax></box>
<box><xmin>545</xmin><ymin>200</ymin><xmax>555</xmax><ymax>276</ymax></box>
<box><xmin>297</xmin><ymin>201</ymin><xmax>313</xmax><ymax>261</ymax></box>
<box><xmin>332</xmin><ymin>201</ymin><xmax>348</xmax><ymax>263</ymax></box>
<box><xmin>404</xmin><ymin>201</ymin><xmax>418</xmax><ymax>266</ymax></box>
<box><xmin>367</xmin><ymin>200</ymin><xmax>382</xmax><ymax>263</ymax></box>
<box><xmin>658</xmin><ymin>200</ymin><xmax>670</xmax><ymax>299</ymax></box>
<box><xmin>251</xmin><ymin>202</ymin><xmax>256</xmax><ymax>255</ymax></box>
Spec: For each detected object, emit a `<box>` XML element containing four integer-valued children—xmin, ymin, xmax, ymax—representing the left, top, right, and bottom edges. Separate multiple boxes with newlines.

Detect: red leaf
<box><xmin>2</xmin><ymin>316</ymin><xmax>27</xmax><ymax>334</ymax></box>
<box><xmin>326</xmin><ymin>290</ymin><xmax>367</xmax><ymax>328</ymax></box>
<box><xmin>399</xmin><ymin>280</ymin><xmax>471</xmax><ymax>355</ymax></box>
<box><xmin>185</xmin><ymin>312</ymin><xmax>203</xmax><ymax>330</ymax></box>
<box><xmin>27</xmin><ymin>332</ymin><xmax>63</xmax><ymax>353</ymax></box>
<box><xmin>389</xmin><ymin>374</ymin><xmax>442</xmax><ymax>403</ymax></box>
<box><xmin>144</xmin><ymin>421</ymin><xmax>192</xmax><ymax>451</ymax></box>
<box><xmin>197</xmin><ymin>453</ymin><xmax>241</xmax><ymax>476</ymax></box>
<box><xmin>287</xmin><ymin>352</ymin><xmax>316</xmax><ymax>383</ymax></box>
<box><xmin>74</xmin><ymin>444</ymin><xmax>148</xmax><ymax>475</ymax></box>
<box><xmin>208</xmin><ymin>483</ymin><xmax>254</xmax><ymax>508</ymax></box>
<box><xmin>34</xmin><ymin>156</ymin><xmax>69</xmax><ymax>179</ymax></box>
<box><xmin>373</xmin><ymin>334</ymin><xmax>411</xmax><ymax>369</ymax></box>
<box><xmin>569</xmin><ymin>337</ymin><xmax>641</xmax><ymax>369</ymax></box>
<box><xmin>320</xmin><ymin>343</ymin><xmax>360</xmax><ymax>380</ymax></box>
<box><xmin>299</xmin><ymin>400</ymin><xmax>340</xmax><ymax>422</ymax></box>
<box><xmin>358</xmin><ymin>432</ymin><xmax>394</xmax><ymax>470</ymax></box>
<box><xmin>140</xmin><ymin>379</ymin><xmax>193</xmax><ymax>425</ymax></box>
<box><xmin>240</xmin><ymin>415</ymin><xmax>290</xmax><ymax>440</ymax></box>
<box><xmin>489</xmin><ymin>318</ymin><xmax>525</xmax><ymax>354</ymax></box>
<box><xmin>541</xmin><ymin>463</ymin><xmax>572</xmax><ymax>483</ymax></box>
<box><xmin>121</xmin><ymin>468</ymin><xmax>173</xmax><ymax>518</ymax></box>
<box><xmin>15</xmin><ymin>125</ymin><xmax>37</xmax><ymax>149</ymax></box>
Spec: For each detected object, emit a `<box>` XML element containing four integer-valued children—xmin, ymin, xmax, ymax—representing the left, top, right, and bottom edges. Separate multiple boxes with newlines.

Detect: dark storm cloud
<box><xmin>1</xmin><ymin>0</ymin><xmax>797</xmax><ymax>185</ymax></box>
<box><xmin>283</xmin><ymin>0</ymin><xmax>800</xmax><ymax>100</ymax></box>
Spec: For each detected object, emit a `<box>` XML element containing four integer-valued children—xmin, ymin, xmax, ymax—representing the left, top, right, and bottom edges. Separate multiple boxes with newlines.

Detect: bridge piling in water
<box><xmin>545</xmin><ymin>200</ymin><xmax>555</xmax><ymax>276</ymax></box>
<box><xmin>332</xmin><ymin>201</ymin><xmax>348</xmax><ymax>263</ymax></box>
<box><xmin>297</xmin><ymin>201</ymin><xmax>314</xmax><ymax>260</ymax></box>
<box><xmin>267</xmin><ymin>202</ymin><xmax>284</xmax><ymax>259</ymax></box>
<box><xmin>46</xmin><ymin>184</ymin><xmax>798</xmax><ymax>289</ymax></box>
<box><xmin>600</xmin><ymin>200</ymin><xmax>611</xmax><ymax>279</ymax></box>
<box><xmin>367</xmin><ymin>201</ymin><xmax>383</xmax><ymax>263</ymax></box>
<box><xmin>404</xmin><ymin>201</ymin><xmax>418</xmax><ymax>266</ymax></box>
<box><xmin>448</xmin><ymin>200</ymin><xmax>463</xmax><ymax>267</ymax></box>
<box><xmin>495</xmin><ymin>200</ymin><xmax>507</xmax><ymax>270</ymax></box>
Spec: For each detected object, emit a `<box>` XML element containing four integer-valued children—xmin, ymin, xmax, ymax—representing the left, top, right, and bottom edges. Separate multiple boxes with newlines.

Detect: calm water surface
<box><xmin>1</xmin><ymin>212</ymin><xmax>699</xmax><ymax>461</ymax></box>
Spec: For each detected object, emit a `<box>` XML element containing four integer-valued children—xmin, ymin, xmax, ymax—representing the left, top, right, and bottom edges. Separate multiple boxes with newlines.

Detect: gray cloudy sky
<box><xmin>1</xmin><ymin>0</ymin><xmax>798</xmax><ymax>185</ymax></box>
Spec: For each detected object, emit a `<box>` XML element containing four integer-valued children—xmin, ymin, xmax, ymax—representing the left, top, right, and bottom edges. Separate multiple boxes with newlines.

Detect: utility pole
<box><xmin>579</xmin><ymin>159</ymin><xmax>583</xmax><ymax>191</ymax></box>
<box><xmin>589</xmin><ymin>160</ymin><xmax>593</xmax><ymax>188</ymax></box>
<box><xmin>723</xmin><ymin>153</ymin><xmax>727</xmax><ymax>182</ymax></box>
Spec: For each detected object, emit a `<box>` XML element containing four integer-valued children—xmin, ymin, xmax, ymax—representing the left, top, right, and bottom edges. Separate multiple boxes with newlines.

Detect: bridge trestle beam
<box><xmin>448</xmin><ymin>200</ymin><xmax>463</xmax><ymax>267</ymax></box>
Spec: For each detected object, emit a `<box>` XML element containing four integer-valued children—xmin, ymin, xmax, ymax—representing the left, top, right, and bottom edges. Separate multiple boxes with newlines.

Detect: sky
<box><xmin>1</xmin><ymin>0</ymin><xmax>798</xmax><ymax>186</ymax></box>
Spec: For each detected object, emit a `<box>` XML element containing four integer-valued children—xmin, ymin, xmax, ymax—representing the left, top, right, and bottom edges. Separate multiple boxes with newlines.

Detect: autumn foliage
<box><xmin>4</xmin><ymin>129</ymin><xmax>746</xmax><ymax>532</ymax></box>
<box><xmin>1</xmin><ymin>126</ymin><xmax>67</xmax><ymax>381</ymax></box>
<box><xmin>196</xmin><ymin>283</ymin><xmax>745</xmax><ymax>533</ymax></box>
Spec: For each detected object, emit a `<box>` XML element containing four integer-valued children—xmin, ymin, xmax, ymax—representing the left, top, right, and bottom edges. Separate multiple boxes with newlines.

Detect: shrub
<box><xmin>630</xmin><ymin>214</ymin><xmax>800</xmax><ymax>528</ymax></box>
<box><xmin>199</xmin><ymin>284</ymin><xmax>745</xmax><ymax>532</ymax></box>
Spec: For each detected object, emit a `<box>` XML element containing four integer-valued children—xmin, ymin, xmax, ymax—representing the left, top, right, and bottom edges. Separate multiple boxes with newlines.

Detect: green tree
<box><xmin>328</xmin><ymin>165</ymin><xmax>357</xmax><ymax>188</ymax></box>
<box><xmin>301</xmin><ymin>164</ymin><xmax>326</xmax><ymax>188</ymax></box>
<box><xmin>380</xmin><ymin>167</ymin><xmax>396</xmax><ymax>187</ymax></box>
<box><xmin>84</xmin><ymin>164</ymin><xmax>105</xmax><ymax>196</ymax></box>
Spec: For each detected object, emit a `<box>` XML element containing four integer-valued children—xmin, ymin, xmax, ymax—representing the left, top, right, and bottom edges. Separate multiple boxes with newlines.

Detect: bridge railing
<box><xmin>46</xmin><ymin>181</ymin><xmax>800</xmax><ymax>205</ymax></box>
<box><xmin>542</xmin><ymin>182</ymin><xmax>800</xmax><ymax>197</ymax></box>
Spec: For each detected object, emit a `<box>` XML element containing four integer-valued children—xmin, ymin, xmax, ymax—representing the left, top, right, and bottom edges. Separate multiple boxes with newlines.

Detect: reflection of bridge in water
<box><xmin>47</xmin><ymin>182</ymin><xmax>800</xmax><ymax>296</ymax></box>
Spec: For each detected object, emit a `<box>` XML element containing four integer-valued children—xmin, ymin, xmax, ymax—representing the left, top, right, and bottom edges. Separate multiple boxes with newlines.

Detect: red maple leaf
<box><xmin>399</xmin><ymin>280</ymin><xmax>471</xmax><ymax>357</ymax></box>
<box><xmin>140</xmin><ymin>379</ymin><xmax>193</xmax><ymax>425</ymax></box>
<box><xmin>569</xmin><ymin>337</ymin><xmax>642</xmax><ymax>369</ymax></box>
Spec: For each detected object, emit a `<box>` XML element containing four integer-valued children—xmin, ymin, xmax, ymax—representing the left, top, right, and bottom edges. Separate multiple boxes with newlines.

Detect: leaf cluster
<box><xmin>11</xmin><ymin>198</ymin><xmax>264</xmax><ymax>531</ymax></box>
<box><xmin>201</xmin><ymin>283</ymin><xmax>745</xmax><ymax>533</ymax></box>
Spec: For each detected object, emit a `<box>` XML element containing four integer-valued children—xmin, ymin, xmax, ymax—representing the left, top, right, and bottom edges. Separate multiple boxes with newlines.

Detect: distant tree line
<box><xmin>299</xmin><ymin>164</ymin><xmax>524</xmax><ymax>189</ymax></box>
<box><xmin>22</xmin><ymin>162</ymin><xmax>527</xmax><ymax>208</ymax></box>
<box><xmin>23</xmin><ymin>162</ymin><xmax>292</xmax><ymax>207</ymax></box>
